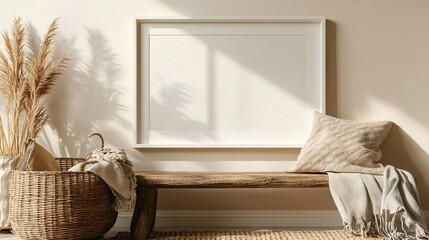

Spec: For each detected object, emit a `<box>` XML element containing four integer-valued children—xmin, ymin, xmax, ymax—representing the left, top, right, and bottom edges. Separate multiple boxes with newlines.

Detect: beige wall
<box><xmin>1</xmin><ymin>0</ymin><xmax>429</xmax><ymax>210</ymax></box>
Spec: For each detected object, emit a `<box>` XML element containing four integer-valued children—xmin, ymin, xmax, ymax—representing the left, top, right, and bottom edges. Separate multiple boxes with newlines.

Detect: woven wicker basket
<box><xmin>9</xmin><ymin>158</ymin><xmax>118</xmax><ymax>240</ymax></box>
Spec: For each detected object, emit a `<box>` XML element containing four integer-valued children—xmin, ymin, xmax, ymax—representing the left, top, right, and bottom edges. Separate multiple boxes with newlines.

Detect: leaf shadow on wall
<box><xmin>150</xmin><ymin>74</ymin><xmax>218</xmax><ymax>143</ymax></box>
<box><xmin>30</xmin><ymin>27</ymin><xmax>130</xmax><ymax>157</ymax></box>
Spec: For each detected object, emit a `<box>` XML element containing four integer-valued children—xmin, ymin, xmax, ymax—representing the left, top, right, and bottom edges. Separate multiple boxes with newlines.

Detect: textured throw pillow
<box><xmin>16</xmin><ymin>140</ymin><xmax>60</xmax><ymax>171</ymax></box>
<box><xmin>286</xmin><ymin>112</ymin><xmax>392</xmax><ymax>175</ymax></box>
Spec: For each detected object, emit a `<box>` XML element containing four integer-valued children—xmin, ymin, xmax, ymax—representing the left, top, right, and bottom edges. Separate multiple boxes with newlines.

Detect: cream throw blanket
<box><xmin>69</xmin><ymin>148</ymin><xmax>136</xmax><ymax>211</ymax></box>
<box><xmin>328</xmin><ymin>166</ymin><xmax>429</xmax><ymax>239</ymax></box>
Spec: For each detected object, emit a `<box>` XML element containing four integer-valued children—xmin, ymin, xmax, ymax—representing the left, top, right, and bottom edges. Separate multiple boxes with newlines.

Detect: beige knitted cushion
<box><xmin>286</xmin><ymin>112</ymin><xmax>392</xmax><ymax>174</ymax></box>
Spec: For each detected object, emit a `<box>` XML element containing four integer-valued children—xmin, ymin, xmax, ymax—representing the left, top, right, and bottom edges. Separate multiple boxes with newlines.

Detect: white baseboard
<box><xmin>112</xmin><ymin>210</ymin><xmax>429</xmax><ymax>232</ymax></box>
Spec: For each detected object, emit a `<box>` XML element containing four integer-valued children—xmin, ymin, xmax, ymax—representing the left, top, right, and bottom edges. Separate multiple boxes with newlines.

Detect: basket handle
<box><xmin>88</xmin><ymin>132</ymin><xmax>104</xmax><ymax>148</ymax></box>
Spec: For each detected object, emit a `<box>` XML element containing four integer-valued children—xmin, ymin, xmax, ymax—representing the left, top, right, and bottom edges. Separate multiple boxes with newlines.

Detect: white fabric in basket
<box><xmin>69</xmin><ymin>148</ymin><xmax>136</xmax><ymax>211</ymax></box>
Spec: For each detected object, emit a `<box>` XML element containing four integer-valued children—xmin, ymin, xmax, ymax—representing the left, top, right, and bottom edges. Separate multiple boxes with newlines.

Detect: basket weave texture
<box><xmin>9</xmin><ymin>158</ymin><xmax>118</xmax><ymax>240</ymax></box>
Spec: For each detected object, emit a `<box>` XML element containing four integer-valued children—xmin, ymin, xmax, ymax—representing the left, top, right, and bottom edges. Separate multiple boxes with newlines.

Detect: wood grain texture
<box><xmin>130</xmin><ymin>188</ymin><xmax>158</xmax><ymax>239</ymax></box>
<box><xmin>135</xmin><ymin>172</ymin><xmax>329</xmax><ymax>188</ymax></box>
<box><xmin>131</xmin><ymin>172</ymin><xmax>329</xmax><ymax>238</ymax></box>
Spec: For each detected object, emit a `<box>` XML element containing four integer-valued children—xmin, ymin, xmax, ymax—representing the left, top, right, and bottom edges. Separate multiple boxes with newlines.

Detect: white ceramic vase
<box><xmin>0</xmin><ymin>156</ymin><xmax>18</xmax><ymax>229</ymax></box>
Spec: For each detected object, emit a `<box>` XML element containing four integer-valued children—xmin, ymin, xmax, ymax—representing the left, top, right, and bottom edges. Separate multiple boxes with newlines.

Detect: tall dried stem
<box><xmin>0</xmin><ymin>17</ymin><xmax>69</xmax><ymax>156</ymax></box>
<box><xmin>24</xmin><ymin>18</ymin><xmax>70</xmax><ymax>141</ymax></box>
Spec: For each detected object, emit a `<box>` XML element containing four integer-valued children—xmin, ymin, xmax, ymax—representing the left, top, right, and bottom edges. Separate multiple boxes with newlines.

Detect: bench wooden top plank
<box><xmin>135</xmin><ymin>172</ymin><xmax>329</xmax><ymax>188</ymax></box>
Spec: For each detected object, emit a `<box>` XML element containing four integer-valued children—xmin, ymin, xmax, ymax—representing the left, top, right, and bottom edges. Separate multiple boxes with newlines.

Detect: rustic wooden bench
<box><xmin>130</xmin><ymin>172</ymin><xmax>329</xmax><ymax>239</ymax></box>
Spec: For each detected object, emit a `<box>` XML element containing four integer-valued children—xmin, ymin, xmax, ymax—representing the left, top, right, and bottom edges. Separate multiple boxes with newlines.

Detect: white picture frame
<box><xmin>134</xmin><ymin>17</ymin><xmax>325</xmax><ymax>148</ymax></box>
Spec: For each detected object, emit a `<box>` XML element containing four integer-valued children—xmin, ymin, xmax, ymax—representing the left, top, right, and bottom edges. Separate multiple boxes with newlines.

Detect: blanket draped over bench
<box><xmin>328</xmin><ymin>165</ymin><xmax>429</xmax><ymax>240</ymax></box>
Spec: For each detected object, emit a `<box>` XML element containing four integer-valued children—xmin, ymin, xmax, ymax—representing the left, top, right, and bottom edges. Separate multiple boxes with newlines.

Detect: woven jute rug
<box><xmin>110</xmin><ymin>230</ymin><xmax>379</xmax><ymax>240</ymax></box>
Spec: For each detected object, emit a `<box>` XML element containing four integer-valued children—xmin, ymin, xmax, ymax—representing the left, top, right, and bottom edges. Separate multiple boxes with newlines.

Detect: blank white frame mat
<box><xmin>134</xmin><ymin>17</ymin><xmax>325</xmax><ymax>148</ymax></box>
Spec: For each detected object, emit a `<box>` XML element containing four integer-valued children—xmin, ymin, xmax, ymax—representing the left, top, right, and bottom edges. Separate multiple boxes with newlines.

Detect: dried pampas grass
<box><xmin>0</xmin><ymin>18</ymin><xmax>69</xmax><ymax>156</ymax></box>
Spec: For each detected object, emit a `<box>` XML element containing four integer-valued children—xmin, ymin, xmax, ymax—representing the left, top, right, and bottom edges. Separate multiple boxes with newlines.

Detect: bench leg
<box><xmin>131</xmin><ymin>188</ymin><xmax>158</xmax><ymax>239</ymax></box>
